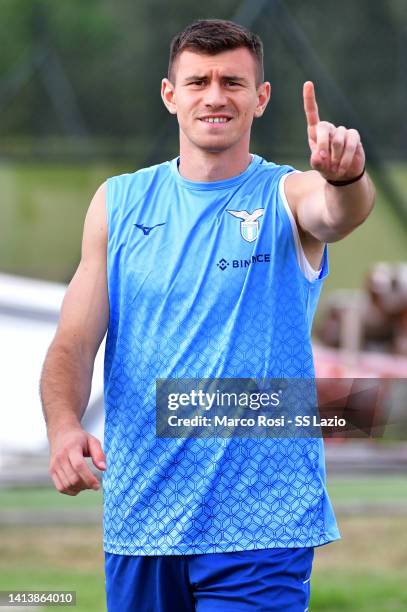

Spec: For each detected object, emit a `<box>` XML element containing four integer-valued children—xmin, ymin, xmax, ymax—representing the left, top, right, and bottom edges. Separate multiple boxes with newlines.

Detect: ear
<box><xmin>254</xmin><ymin>81</ymin><xmax>271</xmax><ymax>118</ymax></box>
<box><xmin>161</xmin><ymin>78</ymin><xmax>177</xmax><ymax>115</ymax></box>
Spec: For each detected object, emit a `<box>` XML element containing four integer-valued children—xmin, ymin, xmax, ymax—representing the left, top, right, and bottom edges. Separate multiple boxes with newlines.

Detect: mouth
<box><xmin>198</xmin><ymin>116</ymin><xmax>232</xmax><ymax>125</ymax></box>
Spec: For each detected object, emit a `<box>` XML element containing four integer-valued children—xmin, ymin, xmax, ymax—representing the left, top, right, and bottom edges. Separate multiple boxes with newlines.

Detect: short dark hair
<box><xmin>168</xmin><ymin>19</ymin><xmax>264</xmax><ymax>85</ymax></box>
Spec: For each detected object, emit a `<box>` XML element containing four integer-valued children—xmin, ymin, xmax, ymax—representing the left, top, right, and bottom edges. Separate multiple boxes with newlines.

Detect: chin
<box><xmin>191</xmin><ymin>136</ymin><xmax>237</xmax><ymax>154</ymax></box>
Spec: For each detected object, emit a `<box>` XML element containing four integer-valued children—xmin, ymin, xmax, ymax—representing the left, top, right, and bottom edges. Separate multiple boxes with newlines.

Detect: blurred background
<box><xmin>1</xmin><ymin>0</ymin><xmax>406</xmax><ymax>610</ymax></box>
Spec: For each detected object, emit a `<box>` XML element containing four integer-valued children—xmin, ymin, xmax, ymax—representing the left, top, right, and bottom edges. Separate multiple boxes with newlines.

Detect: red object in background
<box><xmin>314</xmin><ymin>344</ymin><xmax>407</xmax><ymax>378</ymax></box>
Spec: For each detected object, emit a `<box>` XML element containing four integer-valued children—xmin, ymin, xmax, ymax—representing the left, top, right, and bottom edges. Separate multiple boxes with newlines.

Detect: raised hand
<box><xmin>303</xmin><ymin>81</ymin><xmax>365</xmax><ymax>182</ymax></box>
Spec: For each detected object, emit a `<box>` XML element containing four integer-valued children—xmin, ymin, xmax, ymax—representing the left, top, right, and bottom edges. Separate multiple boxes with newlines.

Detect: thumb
<box><xmin>87</xmin><ymin>435</ymin><xmax>107</xmax><ymax>470</ymax></box>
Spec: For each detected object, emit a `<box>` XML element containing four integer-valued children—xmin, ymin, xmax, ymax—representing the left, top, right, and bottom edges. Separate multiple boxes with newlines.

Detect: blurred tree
<box><xmin>0</xmin><ymin>0</ymin><xmax>402</xmax><ymax>158</ymax></box>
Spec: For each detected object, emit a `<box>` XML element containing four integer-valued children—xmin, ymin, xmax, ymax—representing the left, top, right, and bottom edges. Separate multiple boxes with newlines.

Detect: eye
<box><xmin>227</xmin><ymin>81</ymin><xmax>241</xmax><ymax>87</ymax></box>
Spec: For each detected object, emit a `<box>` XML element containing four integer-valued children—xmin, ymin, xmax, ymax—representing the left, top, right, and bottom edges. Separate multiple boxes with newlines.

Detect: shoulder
<box><xmin>253</xmin><ymin>157</ymin><xmax>298</xmax><ymax>187</ymax></box>
<box><xmin>105</xmin><ymin>160</ymin><xmax>173</xmax><ymax>213</ymax></box>
<box><xmin>107</xmin><ymin>160</ymin><xmax>173</xmax><ymax>188</ymax></box>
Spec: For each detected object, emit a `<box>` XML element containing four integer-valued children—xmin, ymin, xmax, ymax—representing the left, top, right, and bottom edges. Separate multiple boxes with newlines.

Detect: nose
<box><xmin>203</xmin><ymin>82</ymin><xmax>228</xmax><ymax>108</ymax></box>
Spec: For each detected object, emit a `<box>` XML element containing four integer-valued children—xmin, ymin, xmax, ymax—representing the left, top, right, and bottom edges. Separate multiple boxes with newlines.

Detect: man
<box><xmin>40</xmin><ymin>19</ymin><xmax>375</xmax><ymax>612</ymax></box>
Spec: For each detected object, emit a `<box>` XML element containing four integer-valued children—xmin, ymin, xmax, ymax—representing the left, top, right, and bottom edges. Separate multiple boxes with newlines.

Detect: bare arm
<box><xmin>283</xmin><ymin>82</ymin><xmax>375</xmax><ymax>268</ymax></box>
<box><xmin>40</xmin><ymin>182</ymin><xmax>109</xmax><ymax>495</ymax></box>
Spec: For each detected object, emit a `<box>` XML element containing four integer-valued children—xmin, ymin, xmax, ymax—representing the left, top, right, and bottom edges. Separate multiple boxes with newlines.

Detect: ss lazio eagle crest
<box><xmin>227</xmin><ymin>208</ymin><xmax>264</xmax><ymax>242</ymax></box>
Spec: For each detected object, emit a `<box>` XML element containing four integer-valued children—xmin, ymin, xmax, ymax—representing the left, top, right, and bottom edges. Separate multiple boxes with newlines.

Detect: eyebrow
<box><xmin>183</xmin><ymin>75</ymin><xmax>248</xmax><ymax>83</ymax></box>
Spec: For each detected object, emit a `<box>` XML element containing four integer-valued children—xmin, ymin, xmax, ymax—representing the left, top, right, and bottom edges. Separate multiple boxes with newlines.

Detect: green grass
<box><xmin>327</xmin><ymin>475</ymin><xmax>407</xmax><ymax>504</ymax></box>
<box><xmin>0</xmin><ymin>524</ymin><xmax>105</xmax><ymax>612</ymax></box>
<box><xmin>0</xmin><ymin>160</ymin><xmax>406</xmax><ymax>289</ymax></box>
<box><xmin>311</xmin><ymin>571</ymin><xmax>407</xmax><ymax>611</ymax></box>
<box><xmin>0</xmin><ymin>487</ymin><xmax>102</xmax><ymax>510</ymax></box>
<box><xmin>0</xmin><ymin>162</ymin><xmax>123</xmax><ymax>282</ymax></box>
<box><xmin>310</xmin><ymin>516</ymin><xmax>407</xmax><ymax>611</ymax></box>
<box><xmin>0</xmin><ymin>568</ymin><xmax>105</xmax><ymax>612</ymax></box>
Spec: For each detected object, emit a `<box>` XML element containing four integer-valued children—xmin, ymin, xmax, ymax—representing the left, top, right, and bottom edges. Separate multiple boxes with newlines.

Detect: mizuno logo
<box><xmin>134</xmin><ymin>222</ymin><xmax>166</xmax><ymax>235</ymax></box>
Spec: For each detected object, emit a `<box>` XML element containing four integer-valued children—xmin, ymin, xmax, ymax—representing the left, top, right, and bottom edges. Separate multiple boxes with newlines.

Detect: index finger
<box><xmin>303</xmin><ymin>81</ymin><xmax>320</xmax><ymax>128</ymax></box>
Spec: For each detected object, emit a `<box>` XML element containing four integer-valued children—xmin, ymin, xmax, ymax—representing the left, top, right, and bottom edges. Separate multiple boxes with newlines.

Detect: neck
<box><xmin>178</xmin><ymin>138</ymin><xmax>252</xmax><ymax>182</ymax></box>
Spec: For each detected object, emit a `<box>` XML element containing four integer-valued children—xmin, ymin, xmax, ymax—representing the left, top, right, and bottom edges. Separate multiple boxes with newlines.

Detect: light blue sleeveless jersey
<box><xmin>103</xmin><ymin>154</ymin><xmax>340</xmax><ymax>556</ymax></box>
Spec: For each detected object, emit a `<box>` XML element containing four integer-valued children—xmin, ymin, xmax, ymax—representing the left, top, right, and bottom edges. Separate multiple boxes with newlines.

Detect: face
<box><xmin>161</xmin><ymin>47</ymin><xmax>270</xmax><ymax>154</ymax></box>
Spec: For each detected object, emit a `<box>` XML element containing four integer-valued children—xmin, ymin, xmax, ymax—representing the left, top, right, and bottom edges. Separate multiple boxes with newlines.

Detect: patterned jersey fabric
<box><xmin>103</xmin><ymin>155</ymin><xmax>340</xmax><ymax>555</ymax></box>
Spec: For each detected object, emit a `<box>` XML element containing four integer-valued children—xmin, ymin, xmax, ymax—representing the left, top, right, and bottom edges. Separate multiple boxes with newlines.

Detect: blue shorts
<box><xmin>105</xmin><ymin>547</ymin><xmax>314</xmax><ymax>611</ymax></box>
